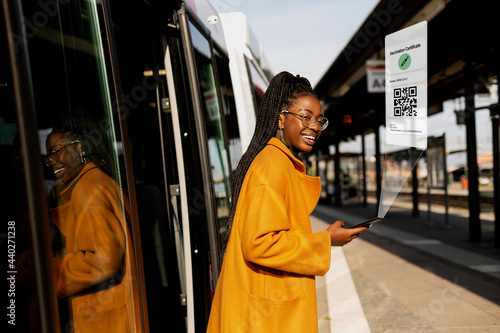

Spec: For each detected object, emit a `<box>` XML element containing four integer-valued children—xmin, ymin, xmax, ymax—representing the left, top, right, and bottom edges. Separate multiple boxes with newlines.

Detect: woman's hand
<box><xmin>327</xmin><ymin>220</ymin><xmax>367</xmax><ymax>246</ymax></box>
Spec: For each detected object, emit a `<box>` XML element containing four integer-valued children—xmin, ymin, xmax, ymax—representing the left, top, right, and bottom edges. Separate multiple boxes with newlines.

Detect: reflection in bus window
<box><xmin>44</xmin><ymin>108</ymin><xmax>140</xmax><ymax>332</ymax></box>
<box><xmin>11</xmin><ymin>1</ymin><xmax>142</xmax><ymax>331</ymax></box>
<box><xmin>190</xmin><ymin>22</ymin><xmax>231</xmax><ymax>248</ymax></box>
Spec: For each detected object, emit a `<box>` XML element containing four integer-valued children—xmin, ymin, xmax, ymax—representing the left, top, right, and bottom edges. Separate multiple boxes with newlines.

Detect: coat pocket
<box><xmin>246</xmin><ymin>293</ymin><xmax>309</xmax><ymax>333</ymax></box>
<box><xmin>78</xmin><ymin>303</ymin><xmax>130</xmax><ymax>332</ymax></box>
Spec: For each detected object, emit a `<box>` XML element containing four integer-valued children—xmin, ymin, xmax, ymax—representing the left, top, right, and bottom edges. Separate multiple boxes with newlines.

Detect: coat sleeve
<box><xmin>239</xmin><ymin>184</ymin><xmax>331</xmax><ymax>276</ymax></box>
<box><xmin>55</xmin><ymin>186</ymin><xmax>126</xmax><ymax>298</ymax></box>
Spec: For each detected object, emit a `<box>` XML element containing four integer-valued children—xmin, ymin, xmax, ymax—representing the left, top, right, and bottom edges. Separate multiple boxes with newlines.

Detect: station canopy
<box><xmin>314</xmin><ymin>0</ymin><xmax>499</xmax><ymax>151</ymax></box>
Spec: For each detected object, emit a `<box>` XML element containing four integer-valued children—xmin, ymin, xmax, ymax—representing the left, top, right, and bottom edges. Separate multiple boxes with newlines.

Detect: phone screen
<box><xmin>348</xmin><ymin>218</ymin><xmax>383</xmax><ymax>229</ymax></box>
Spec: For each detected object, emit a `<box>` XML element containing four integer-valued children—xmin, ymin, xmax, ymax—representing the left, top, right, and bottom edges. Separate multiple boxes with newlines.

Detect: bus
<box><xmin>1</xmin><ymin>0</ymin><xmax>269</xmax><ymax>332</ymax></box>
<box><xmin>219</xmin><ymin>11</ymin><xmax>271</xmax><ymax>168</ymax></box>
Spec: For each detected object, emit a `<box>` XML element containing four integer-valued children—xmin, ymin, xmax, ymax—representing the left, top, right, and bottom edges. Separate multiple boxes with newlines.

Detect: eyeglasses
<box><xmin>281</xmin><ymin>110</ymin><xmax>329</xmax><ymax>131</ymax></box>
<box><xmin>45</xmin><ymin>140</ymin><xmax>80</xmax><ymax>167</ymax></box>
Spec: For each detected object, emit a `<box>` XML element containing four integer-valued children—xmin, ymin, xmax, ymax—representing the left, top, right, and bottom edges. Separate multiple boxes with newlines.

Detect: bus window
<box><xmin>189</xmin><ymin>22</ymin><xmax>231</xmax><ymax>254</ymax></box>
<box><xmin>245</xmin><ymin>56</ymin><xmax>268</xmax><ymax>112</ymax></box>
<box><xmin>10</xmin><ymin>1</ymin><xmax>143</xmax><ymax>331</ymax></box>
<box><xmin>1</xmin><ymin>8</ymin><xmax>42</xmax><ymax>331</ymax></box>
<box><xmin>214</xmin><ymin>51</ymin><xmax>241</xmax><ymax>173</ymax></box>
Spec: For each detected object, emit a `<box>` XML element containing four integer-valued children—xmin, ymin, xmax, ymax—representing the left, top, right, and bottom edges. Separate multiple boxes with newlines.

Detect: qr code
<box><xmin>394</xmin><ymin>86</ymin><xmax>417</xmax><ymax>116</ymax></box>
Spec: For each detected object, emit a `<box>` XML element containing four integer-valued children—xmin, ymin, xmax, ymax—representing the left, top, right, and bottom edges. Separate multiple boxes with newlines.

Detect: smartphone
<box><xmin>348</xmin><ymin>217</ymin><xmax>383</xmax><ymax>229</ymax></box>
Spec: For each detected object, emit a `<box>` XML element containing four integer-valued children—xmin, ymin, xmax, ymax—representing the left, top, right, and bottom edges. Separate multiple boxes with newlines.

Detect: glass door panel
<box><xmin>214</xmin><ymin>51</ymin><xmax>241</xmax><ymax>173</ymax></box>
<box><xmin>11</xmin><ymin>1</ymin><xmax>144</xmax><ymax>331</ymax></box>
<box><xmin>1</xmin><ymin>6</ymin><xmax>42</xmax><ymax>330</ymax></box>
<box><xmin>189</xmin><ymin>22</ymin><xmax>231</xmax><ymax>252</ymax></box>
<box><xmin>108</xmin><ymin>3</ymin><xmax>186</xmax><ymax>332</ymax></box>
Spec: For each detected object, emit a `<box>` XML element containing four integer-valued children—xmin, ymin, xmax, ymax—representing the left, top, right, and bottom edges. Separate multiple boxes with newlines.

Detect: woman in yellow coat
<box><xmin>207</xmin><ymin>72</ymin><xmax>367</xmax><ymax>332</ymax></box>
<box><xmin>45</xmin><ymin>109</ymin><xmax>141</xmax><ymax>332</ymax></box>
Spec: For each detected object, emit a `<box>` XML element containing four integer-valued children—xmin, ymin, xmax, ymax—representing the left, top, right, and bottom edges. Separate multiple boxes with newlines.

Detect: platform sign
<box><xmin>385</xmin><ymin>21</ymin><xmax>427</xmax><ymax>149</ymax></box>
<box><xmin>366</xmin><ymin>59</ymin><xmax>385</xmax><ymax>93</ymax></box>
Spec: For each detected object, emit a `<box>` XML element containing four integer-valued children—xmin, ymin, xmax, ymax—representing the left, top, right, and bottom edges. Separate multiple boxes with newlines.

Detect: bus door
<box><xmin>112</xmin><ymin>1</ymin><xmax>232</xmax><ymax>331</ymax></box>
<box><xmin>106</xmin><ymin>2</ymin><xmax>190</xmax><ymax>332</ymax></box>
<box><xmin>2</xmin><ymin>1</ymin><xmax>150</xmax><ymax>331</ymax></box>
<box><xmin>165</xmin><ymin>3</ymin><xmax>234</xmax><ymax>331</ymax></box>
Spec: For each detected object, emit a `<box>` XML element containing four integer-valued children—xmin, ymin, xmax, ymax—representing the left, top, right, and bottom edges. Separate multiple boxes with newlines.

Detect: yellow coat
<box><xmin>51</xmin><ymin>163</ymin><xmax>141</xmax><ymax>332</ymax></box>
<box><xmin>207</xmin><ymin>138</ymin><xmax>331</xmax><ymax>332</ymax></box>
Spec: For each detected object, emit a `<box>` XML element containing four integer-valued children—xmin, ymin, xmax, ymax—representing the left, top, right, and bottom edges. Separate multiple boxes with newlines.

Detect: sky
<box><xmin>208</xmin><ymin>0</ymin><xmax>495</xmax><ymax>160</ymax></box>
<box><xmin>210</xmin><ymin>0</ymin><xmax>380</xmax><ymax>86</ymax></box>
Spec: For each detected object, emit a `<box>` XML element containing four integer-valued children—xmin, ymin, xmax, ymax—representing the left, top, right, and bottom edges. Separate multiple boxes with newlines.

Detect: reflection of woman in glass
<box><xmin>45</xmin><ymin>107</ymin><xmax>140</xmax><ymax>332</ymax></box>
<box><xmin>207</xmin><ymin>72</ymin><xmax>366</xmax><ymax>332</ymax></box>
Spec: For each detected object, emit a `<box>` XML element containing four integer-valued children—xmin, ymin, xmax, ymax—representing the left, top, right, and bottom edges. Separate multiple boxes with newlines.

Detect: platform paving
<box><xmin>313</xmin><ymin>199</ymin><xmax>500</xmax><ymax>332</ymax></box>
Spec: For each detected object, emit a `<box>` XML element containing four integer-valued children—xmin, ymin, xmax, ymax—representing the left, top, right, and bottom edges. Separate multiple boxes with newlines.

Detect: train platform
<box><xmin>311</xmin><ymin>200</ymin><xmax>500</xmax><ymax>332</ymax></box>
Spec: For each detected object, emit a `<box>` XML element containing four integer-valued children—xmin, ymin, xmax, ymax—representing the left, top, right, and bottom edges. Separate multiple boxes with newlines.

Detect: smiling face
<box><xmin>277</xmin><ymin>94</ymin><xmax>323</xmax><ymax>154</ymax></box>
<box><xmin>46</xmin><ymin>132</ymin><xmax>85</xmax><ymax>184</ymax></box>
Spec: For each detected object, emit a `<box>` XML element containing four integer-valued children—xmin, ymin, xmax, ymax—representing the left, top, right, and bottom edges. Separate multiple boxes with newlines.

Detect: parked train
<box><xmin>1</xmin><ymin>0</ymin><xmax>269</xmax><ymax>331</ymax></box>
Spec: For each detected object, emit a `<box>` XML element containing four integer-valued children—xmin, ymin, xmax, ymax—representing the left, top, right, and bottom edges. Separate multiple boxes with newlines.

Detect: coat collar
<box><xmin>58</xmin><ymin>162</ymin><xmax>98</xmax><ymax>202</ymax></box>
<box><xmin>267</xmin><ymin>137</ymin><xmax>320</xmax><ymax>214</ymax></box>
<box><xmin>267</xmin><ymin>137</ymin><xmax>306</xmax><ymax>174</ymax></box>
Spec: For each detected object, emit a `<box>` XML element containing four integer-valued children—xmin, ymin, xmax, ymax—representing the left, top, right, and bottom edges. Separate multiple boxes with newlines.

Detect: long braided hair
<box><xmin>223</xmin><ymin>71</ymin><xmax>317</xmax><ymax>249</ymax></box>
